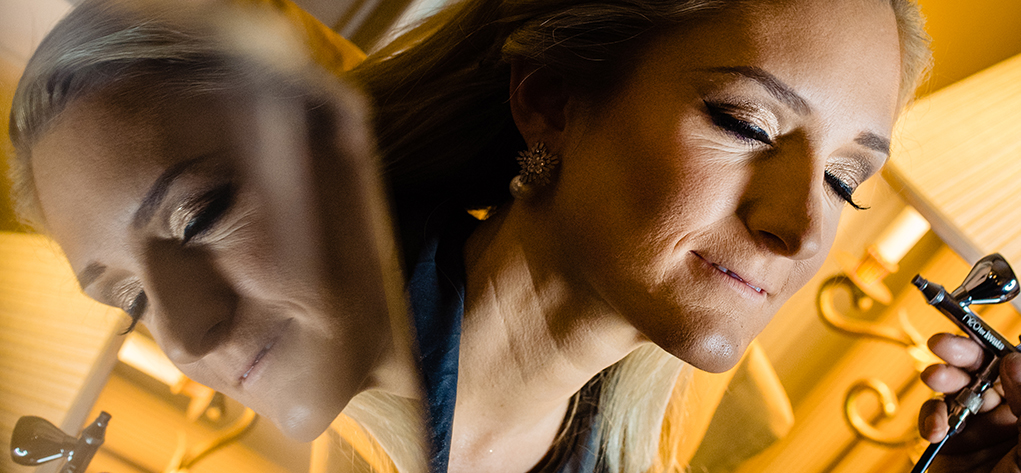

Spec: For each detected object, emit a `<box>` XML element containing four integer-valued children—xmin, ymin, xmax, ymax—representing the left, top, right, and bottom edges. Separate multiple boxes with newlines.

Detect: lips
<box><xmin>238</xmin><ymin>318</ymin><xmax>292</xmax><ymax>385</ymax></box>
<box><xmin>692</xmin><ymin>251</ymin><xmax>767</xmax><ymax>295</ymax></box>
<box><xmin>240</xmin><ymin>340</ymin><xmax>275</xmax><ymax>383</ymax></box>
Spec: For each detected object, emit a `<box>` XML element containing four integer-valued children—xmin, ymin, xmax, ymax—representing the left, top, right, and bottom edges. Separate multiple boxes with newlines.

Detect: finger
<box><xmin>990</xmin><ymin>446</ymin><xmax>1021</xmax><ymax>473</ymax></box>
<box><xmin>934</xmin><ymin>441</ymin><xmax>1015</xmax><ymax>471</ymax></box>
<box><xmin>922</xmin><ymin>363</ymin><xmax>975</xmax><ymax>393</ymax></box>
<box><xmin>920</xmin><ymin>398</ymin><xmax>949</xmax><ymax>442</ymax></box>
<box><xmin>943</xmin><ymin>402</ymin><xmax>1018</xmax><ymax>456</ymax></box>
<box><xmin>981</xmin><ymin>387</ymin><xmax>1005</xmax><ymax>413</ymax></box>
<box><xmin>1000</xmin><ymin>353</ymin><xmax>1021</xmax><ymax>418</ymax></box>
<box><xmin>929</xmin><ymin>333</ymin><xmax>986</xmax><ymax>371</ymax></box>
<box><xmin>972</xmin><ymin>403</ymin><xmax>1018</xmax><ymax>433</ymax></box>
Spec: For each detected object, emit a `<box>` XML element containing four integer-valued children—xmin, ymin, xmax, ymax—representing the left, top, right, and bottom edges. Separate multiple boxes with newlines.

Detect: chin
<box><xmin>271</xmin><ymin>403</ymin><xmax>339</xmax><ymax>442</ymax></box>
<box><xmin>666</xmin><ymin>332</ymin><xmax>747</xmax><ymax>374</ymax></box>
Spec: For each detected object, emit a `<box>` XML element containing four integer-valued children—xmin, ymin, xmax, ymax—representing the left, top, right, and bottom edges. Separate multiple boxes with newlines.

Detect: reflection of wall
<box><xmin>0</xmin><ymin>0</ymin><xmax>71</xmax><ymax>61</ymax></box>
<box><xmin>85</xmin><ymin>363</ymin><xmax>309</xmax><ymax>473</ymax></box>
<box><xmin>0</xmin><ymin>232</ymin><xmax>123</xmax><ymax>473</ymax></box>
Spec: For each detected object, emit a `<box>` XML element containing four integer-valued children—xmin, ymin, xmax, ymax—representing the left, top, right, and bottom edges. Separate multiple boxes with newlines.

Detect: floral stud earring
<box><xmin>509</xmin><ymin>142</ymin><xmax>559</xmax><ymax>200</ymax></box>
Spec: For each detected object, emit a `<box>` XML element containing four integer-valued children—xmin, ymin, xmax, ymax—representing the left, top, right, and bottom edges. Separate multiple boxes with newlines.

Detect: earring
<box><xmin>509</xmin><ymin>142</ymin><xmax>559</xmax><ymax>200</ymax></box>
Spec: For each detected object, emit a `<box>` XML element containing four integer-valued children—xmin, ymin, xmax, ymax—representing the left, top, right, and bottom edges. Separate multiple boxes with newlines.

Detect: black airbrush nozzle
<box><xmin>913</xmin><ymin>275</ymin><xmax>950</xmax><ymax>309</ymax></box>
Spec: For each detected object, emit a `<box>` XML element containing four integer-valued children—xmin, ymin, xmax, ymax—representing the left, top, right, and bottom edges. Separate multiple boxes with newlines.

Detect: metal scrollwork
<box><xmin>817</xmin><ymin>275</ymin><xmax>939</xmax><ymax>370</ymax></box>
<box><xmin>817</xmin><ymin>272</ymin><xmax>938</xmax><ymax>447</ymax></box>
<box><xmin>844</xmin><ymin>379</ymin><xmax>919</xmax><ymax>447</ymax></box>
<box><xmin>164</xmin><ymin>407</ymin><xmax>259</xmax><ymax>473</ymax></box>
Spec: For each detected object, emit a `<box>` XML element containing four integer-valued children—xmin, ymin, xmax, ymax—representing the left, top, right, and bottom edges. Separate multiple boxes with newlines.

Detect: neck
<box><xmin>360</xmin><ymin>308</ymin><xmax>425</xmax><ymax>401</ymax></box>
<box><xmin>452</xmin><ymin>204</ymin><xmax>646</xmax><ymax>464</ymax></box>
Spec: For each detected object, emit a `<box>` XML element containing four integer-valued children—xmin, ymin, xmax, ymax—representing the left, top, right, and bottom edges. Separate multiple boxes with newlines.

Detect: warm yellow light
<box><xmin>118</xmin><ymin>332</ymin><xmax>185</xmax><ymax>387</ymax></box>
<box><xmin>874</xmin><ymin>207</ymin><xmax>931</xmax><ymax>265</ymax></box>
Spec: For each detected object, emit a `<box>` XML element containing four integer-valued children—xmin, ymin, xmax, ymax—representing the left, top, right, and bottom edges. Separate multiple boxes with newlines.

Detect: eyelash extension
<box><xmin>120</xmin><ymin>291</ymin><xmax>148</xmax><ymax>335</ymax></box>
<box><xmin>182</xmin><ymin>184</ymin><xmax>235</xmax><ymax>244</ymax></box>
<box><xmin>705</xmin><ymin>101</ymin><xmax>773</xmax><ymax>145</ymax></box>
<box><xmin>824</xmin><ymin>171</ymin><xmax>868</xmax><ymax>210</ymax></box>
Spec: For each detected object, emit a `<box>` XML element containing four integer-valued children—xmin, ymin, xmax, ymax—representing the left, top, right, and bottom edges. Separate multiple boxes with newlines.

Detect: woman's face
<box><xmin>545</xmin><ymin>0</ymin><xmax>902</xmax><ymax>372</ymax></box>
<box><xmin>30</xmin><ymin>89</ymin><xmax>392</xmax><ymax>441</ymax></box>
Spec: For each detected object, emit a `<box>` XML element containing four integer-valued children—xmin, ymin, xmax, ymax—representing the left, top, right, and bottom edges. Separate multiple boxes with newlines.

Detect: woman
<box><xmin>13</xmin><ymin>1</ymin><xmax>1008</xmax><ymax>473</ymax></box>
<box><xmin>351</xmin><ymin>0</ymin><xmax>939</xmax><ymax>472</ymax></box>
<box><xmin>7</xmin><ymin>1</ymin><xmax>426</xmax><ymax>471</ymax></box>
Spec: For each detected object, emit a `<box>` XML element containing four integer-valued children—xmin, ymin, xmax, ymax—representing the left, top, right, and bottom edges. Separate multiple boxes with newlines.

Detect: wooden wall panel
<box><xmin>886</xmin><ymin>53</ymin><xmax>1021</xmax><ymax>287</ymax></box>
<box><xmin>0</xmin><ymin>232</ymin><xmax>124</xmax><ymax>473</ymax></box>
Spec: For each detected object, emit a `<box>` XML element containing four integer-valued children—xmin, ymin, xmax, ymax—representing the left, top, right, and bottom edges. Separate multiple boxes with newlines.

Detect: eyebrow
<box><xmin>76</xmin><ymin>262</ymin><xmax>106</xmax><ymax>291</ymax></box>
<box><xmin>705</xmin><ymin>66</ymin><xmax>811</xmax><ymax>116</ymax></box>
<box><xmin>132</xmin><ymin>157</ymin><xmax>206</xmax><ymax>229</ymax></box>
<box><xmin>855</xmin><ymin>131</ymin><xmax>891</xmax><ymax>156</ymax></box>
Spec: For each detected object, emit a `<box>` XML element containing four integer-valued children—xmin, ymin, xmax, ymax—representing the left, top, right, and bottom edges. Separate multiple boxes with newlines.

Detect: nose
<box><xmin>140</xmin><ymin>239</ymin><xmax>237</xmax><ymax>365</ymax></box>
<box><xmin>737</xmin><ymin>138</ymin><xmax>825</xmax><ymax>260</ymax></box>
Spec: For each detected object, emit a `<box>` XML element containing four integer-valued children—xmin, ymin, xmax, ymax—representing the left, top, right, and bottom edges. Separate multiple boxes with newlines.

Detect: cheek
<box><xmin>620</xmin><ymin>115</ymin><xmax>752</xmax><ymax>224</ymax></box>
<box><xmin>206</xmin><ymin>197</ymin><xmax>316</xmax><ymax>306</ymax></box>
<box><xmin>815</xmin><ymin>206</ymin><xmax>845</xmax><ymax>266</ymax></box>
<box><xmin>778</xmin><ymin>218</ymin><xmax>840</xmax><ymax>301</ymax></box>
<box><xmin>209</xmin><ymin>224</ymin><xmax>274</xmax><ymax>288</ymax></box>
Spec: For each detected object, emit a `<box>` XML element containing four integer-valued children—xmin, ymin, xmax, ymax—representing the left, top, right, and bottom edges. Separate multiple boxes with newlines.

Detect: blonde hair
<box><xmin>353</xmin><ymin>0</ymin><xmax>931</xmax><ymax>471</ymax></box>
<box><xmin>6</xmin><ymin>1</ymin><xmax>425</xmax><ymax>471</ymax></box>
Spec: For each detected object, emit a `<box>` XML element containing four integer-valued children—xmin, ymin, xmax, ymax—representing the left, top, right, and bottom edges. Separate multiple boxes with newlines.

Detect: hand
<box><xmin>919</xmin><ymin>333</ymin><xmax>1021</xmax><ymax>472</ymax></box>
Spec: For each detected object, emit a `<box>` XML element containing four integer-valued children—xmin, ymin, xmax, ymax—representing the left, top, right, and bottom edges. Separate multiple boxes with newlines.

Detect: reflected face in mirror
<box><xmin>31</xmin><ymin>87</ymin><xmax>393</xmax><ymax>441</ymax></box>
<box><xmin>549</xmin><ymin>0</ymin><xmax>902</xmax><ymax>372</ymax></box>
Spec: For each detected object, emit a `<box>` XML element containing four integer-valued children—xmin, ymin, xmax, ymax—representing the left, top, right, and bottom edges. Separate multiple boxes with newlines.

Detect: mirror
<box><xmin>1</xmin><ymin>1</ymin><xmax>427</xmax><ymax>472</ymax></box>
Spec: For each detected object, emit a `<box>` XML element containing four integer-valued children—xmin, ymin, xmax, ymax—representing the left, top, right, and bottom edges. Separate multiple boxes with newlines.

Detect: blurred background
<box><xmin>1</xmin><ymin>1</ymin><xmax>1020</xmax><ymax>472</ymax></box>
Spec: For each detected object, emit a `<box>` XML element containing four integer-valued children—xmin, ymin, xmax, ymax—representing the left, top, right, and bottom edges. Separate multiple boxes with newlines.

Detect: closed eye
<box><xmin>824</xmin><ymin>171</ymin><xmax>868</xmax><ymax>210</ymax></box>
<box><xmin>705</xmin><ymin>101</ymin><xmax>773</xmax><ymax>145</ymax></box>
<box><xmin>182</xmin><ymin>184</ymin><xmax>235</xmax><ymax>244</ymax></box>
<box><xmin>121</xmin><ymin>291</ymin><xmax>148</xmax><ymax>335</ymax></box>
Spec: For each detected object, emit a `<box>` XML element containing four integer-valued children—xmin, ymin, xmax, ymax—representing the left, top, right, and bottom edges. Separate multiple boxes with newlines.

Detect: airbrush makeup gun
<box><xmin>910</xmin><ymin>253</ymin><xmax>1020</xmax><ymax>473</ymax></box>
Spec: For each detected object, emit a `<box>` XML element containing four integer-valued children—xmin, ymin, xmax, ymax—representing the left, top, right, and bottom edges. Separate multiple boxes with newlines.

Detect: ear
<box><xmin>508</xmin><ymin>61</ymin><xmax>569</xmax><ymax>150</ymax></box>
